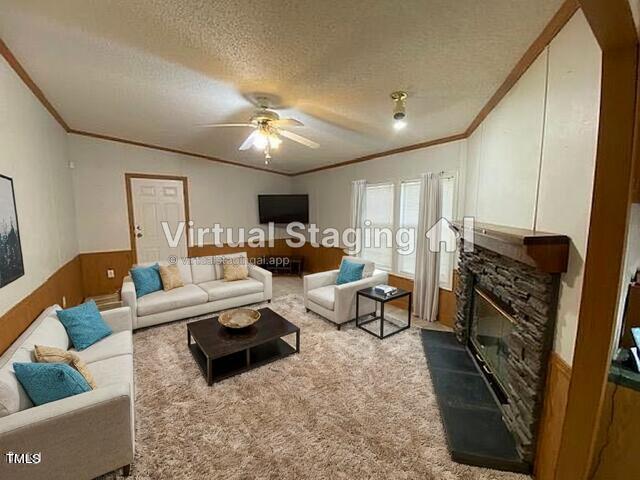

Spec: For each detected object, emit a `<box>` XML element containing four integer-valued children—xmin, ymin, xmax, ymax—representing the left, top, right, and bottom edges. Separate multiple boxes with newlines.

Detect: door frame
<box><xmin>555</xmin><ymin>1</ymin><xmax>639</xmax><ymax>478</ymax></box>
<box><xmin>124</xmin><ymin>173</ymin><xmax>191</xmax><ymax>264</ymax></box>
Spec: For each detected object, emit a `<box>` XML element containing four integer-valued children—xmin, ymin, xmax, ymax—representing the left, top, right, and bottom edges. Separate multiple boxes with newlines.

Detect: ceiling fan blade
<box><xmin>279</xmin><ymin>130</ymin><xmax>319</xmax><ymax>149</ymax></box>
<box><xmin>239</xmin><ymin>130</ymin><xmax>260</xmax><ymax>150</ymax></box>
<box><xmin>272</xmin><ymin>118</ymin><xmax>304</xmax><ymax>127</ymax></box>
<box><xmin>197</xmin><ymin>123</ymin><xmax>255</xmax><ymax>128</ymax></box>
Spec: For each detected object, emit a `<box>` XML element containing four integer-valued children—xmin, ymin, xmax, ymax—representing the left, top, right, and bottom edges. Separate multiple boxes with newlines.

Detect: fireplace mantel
<box><xmin>451</xmin><ymin>221</ymin><xmax>569</xmax><ymax>273</ymax></box>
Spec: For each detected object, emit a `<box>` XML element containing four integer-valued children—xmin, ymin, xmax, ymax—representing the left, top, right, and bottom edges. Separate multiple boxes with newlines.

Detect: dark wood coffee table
<box><xmin>187</xmin><ymin>308</ymin><xmax>300</xmax><ymax>385</ymax></box>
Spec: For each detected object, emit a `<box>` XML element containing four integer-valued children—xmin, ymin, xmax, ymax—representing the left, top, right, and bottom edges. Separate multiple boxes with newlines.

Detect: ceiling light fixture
<box><xmin>393</xmin><ymin>119</ymin><xmax>407</xmax><ymax>130</ymax></box>
<box><xmin>390</xmin><ymin>91</ymin><xmax>408</xmax><ymax>130</ymax></box>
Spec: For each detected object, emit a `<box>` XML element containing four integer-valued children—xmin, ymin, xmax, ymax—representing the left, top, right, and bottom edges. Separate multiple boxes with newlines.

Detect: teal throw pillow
<box><xmin>336</xmin><ymin>260</ymin><xmax>365</xmax><ymax>285</ymax></box>
<box><xmin>130</xmin><ymin>263</ymin><xmax>162</xmax><ymax>298</ymax></box>
<box><xmin>57</xmin><ymin>300</ymin><xmax>112</xmax><ymax>351</ymax></box>
<box><xmin>13</xmin><ymin>363</ymin><xmax>92</xmax><ymax>406</ymax></box>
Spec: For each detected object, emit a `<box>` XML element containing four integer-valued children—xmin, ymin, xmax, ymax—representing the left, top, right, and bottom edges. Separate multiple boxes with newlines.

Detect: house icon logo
<box><xmin>425</xmin><ymin>217</ymin><xmax>475</xmax><ymax>253</ymax></box>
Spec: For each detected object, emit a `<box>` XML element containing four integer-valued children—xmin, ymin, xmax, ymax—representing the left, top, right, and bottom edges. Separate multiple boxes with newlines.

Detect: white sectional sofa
<box><xmin>0</xmin><ymin>305</ymin><xmax>135</xmax><ymax>480</ymax></box>
<box><xmin>122</xmin><ymin>252</ymin><xmax>273</xmax><ymax>330</ymax></box>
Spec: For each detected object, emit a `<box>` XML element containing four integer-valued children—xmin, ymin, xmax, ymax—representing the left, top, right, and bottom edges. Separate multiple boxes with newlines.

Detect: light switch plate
<box><xmin>107</xmin><ymin>269</ymin><xmax>115</xmax><ymax>279</ymax></box>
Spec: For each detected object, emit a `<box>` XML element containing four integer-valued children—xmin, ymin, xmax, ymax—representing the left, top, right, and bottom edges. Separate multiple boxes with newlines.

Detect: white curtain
<box><xmin>413</xmin><ymin>173</ymin><xmax>441</xmax><ymax>322</ymax></box>
<box><xmin>348</xmin><ymin>179</ymin><xmax>367</xmax><ymax>256</ymax></box>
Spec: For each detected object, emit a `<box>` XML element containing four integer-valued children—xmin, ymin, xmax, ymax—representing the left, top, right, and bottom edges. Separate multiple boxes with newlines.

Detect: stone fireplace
<box><xmin>454</xmin><ymin>223</ymin><xmax>568</xmax><ymax>464</ymax></box>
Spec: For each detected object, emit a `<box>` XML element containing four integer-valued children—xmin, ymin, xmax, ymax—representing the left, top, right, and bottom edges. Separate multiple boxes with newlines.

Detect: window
<box><xmin>398</xmin><ymin>180</ymin><xmax>421</xmax><ymax>276</ymax></box>
<box><xmin>438</xmin><ymin>174</ymin><xmax>457</xmax><ymax>290</ymax></box>
<box><xmin>361</xmin><ymin>183</ymin><xmax>394</xmax><ymax>270</ymax></box>
<box><xmin>359</xmin><ymin>173</ymin><xmax>457</xmax><ymax>284</ymax></box>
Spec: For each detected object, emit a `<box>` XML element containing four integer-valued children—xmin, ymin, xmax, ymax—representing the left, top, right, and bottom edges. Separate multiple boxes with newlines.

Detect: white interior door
<box><xmin>130</xmin><ymin>177</ymin><xmax>188</xmax><ymax>263</ymax></box>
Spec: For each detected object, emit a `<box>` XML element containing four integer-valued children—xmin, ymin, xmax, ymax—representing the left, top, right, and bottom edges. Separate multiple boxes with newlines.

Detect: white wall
<box><xmin>0</xmin><ymin>56</ymin><xmax>78</xmax><ymax>317</ymax></box>
<box><xmin>295</xmin><ymin>140</ymin><xmax>466</xmax><ymax>235</ymax></box>
<box><xmin>69</xmin><ymin>135</ymin><xmax>293</xmax><ymax>253</ymax></box>
<box><xmin>470</xmin><ymin>53</ymin><xmax>547</xmax><ymax>228</ymax></box>
<box><xmin>463</xmin><ymin>11</ymin><xmax>601</xmax><ymax>365</ymax></box>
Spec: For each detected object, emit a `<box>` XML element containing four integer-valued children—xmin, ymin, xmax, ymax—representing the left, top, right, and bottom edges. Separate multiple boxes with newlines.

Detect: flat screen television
<box><xmin>258</xmin><ymin>194</ymin><xmax>309</xmax><ymax>224</ymax></box>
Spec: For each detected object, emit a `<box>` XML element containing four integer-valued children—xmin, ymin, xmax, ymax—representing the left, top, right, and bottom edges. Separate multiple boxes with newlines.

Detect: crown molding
<box><xmin>0</xmin><ymin>38</ymin><xmax>70</xmax><ymax>132</ymax></box>
<box><xmin>0</xmin><ymin>0</ymin><xmax>578</xmax><ymax>177</ymax></box>
<box><xmin>292</xmin><ymin>133</ymin><xmax>467</xmax><ymax>176</ymax></box>
<box><xmin>68</xmin><ymin>130</ymin><xmax>294</xmax><ymax>176</ymax></box>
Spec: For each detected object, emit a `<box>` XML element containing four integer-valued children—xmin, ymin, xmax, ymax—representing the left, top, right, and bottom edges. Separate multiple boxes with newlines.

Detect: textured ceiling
<box><xmin>0</xmin><ymin>0</ymin><xmax>563</xmax><ymax>173</ymax></box>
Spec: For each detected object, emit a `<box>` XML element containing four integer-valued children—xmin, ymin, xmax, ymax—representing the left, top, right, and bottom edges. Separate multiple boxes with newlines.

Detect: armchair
<box><xmin>303</xmin><ymin>256</ymin><xmax>388</xmax><ymax>329</ymax></box>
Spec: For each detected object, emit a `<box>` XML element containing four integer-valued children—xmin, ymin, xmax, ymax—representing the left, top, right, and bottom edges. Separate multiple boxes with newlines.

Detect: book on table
<box><xmin>374</xmin><ymin>284</ymin><xmax>398</xmax><ymax>295</ymax></box>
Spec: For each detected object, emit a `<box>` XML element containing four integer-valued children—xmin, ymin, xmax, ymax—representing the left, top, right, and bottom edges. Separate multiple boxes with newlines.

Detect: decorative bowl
<box><xmin>218</xmin><ymin>308</ymin><xmax>261</xmax><ymax>329</ymax></box>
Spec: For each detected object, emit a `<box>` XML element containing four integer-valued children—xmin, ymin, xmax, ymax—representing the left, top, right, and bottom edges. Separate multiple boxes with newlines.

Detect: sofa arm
<box><xmin>249</xmin><ymin>264</ymin><xmax>272</xmax><ymax>300</ymax></box>
<box><xmin>0</xmin><ymin>384</ymin><xmax>133</xmax><ymax>480</ymax></box>
<box><xmin>333</xmin><ymin>271</ymin><xmax>389</xmax><ymax>322</ymax></box>
<box><xmin>303</xmin><ymin>270</ymin><xmax>339</xmax><ymax>294</ymax></box>
<box><xmin>121</xmin><ymin>277</ymin><xmax>138</xmax><ymax>328</ymax></box>
<box><xmin>100</xmin><ymin>307</ymin><xmax>132</xmax><ymax>333</ymax></box>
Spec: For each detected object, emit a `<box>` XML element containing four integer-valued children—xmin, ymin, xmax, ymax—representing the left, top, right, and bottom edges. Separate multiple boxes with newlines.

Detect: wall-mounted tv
<box><xmin>258</xmin><ymin>194</ymin><xmax>309</xmax><ymax>224</ymax></box>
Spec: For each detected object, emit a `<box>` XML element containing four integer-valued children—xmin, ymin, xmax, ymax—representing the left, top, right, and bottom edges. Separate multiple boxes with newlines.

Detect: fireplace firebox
<box><xmin>469</xmin><ymin>287</ymin><xmax>515</xmax><ymax>404</ymax></box>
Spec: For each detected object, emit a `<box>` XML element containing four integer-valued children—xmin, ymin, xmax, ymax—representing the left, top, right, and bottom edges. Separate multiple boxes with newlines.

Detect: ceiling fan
<box><xmin>200</xmin><ymin>99</ymin><xmax>319</xmax><ymax>164</ymax></box>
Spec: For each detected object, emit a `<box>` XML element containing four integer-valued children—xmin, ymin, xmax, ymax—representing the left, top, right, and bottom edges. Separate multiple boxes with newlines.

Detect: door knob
<box><xmin>136</xmin><ymin>233</ymin><xmax>143</xmax><ymax>238</ymax></box>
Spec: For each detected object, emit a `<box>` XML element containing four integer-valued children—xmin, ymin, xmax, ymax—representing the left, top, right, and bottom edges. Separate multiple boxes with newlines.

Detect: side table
<box><xmin>356</xmin><ymin>287</ymin><xmax>412</xmax><ymax>339</ymax></box>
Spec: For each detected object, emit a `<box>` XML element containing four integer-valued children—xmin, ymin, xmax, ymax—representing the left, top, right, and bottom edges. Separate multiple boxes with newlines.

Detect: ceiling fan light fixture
<box><xmin>202</xmin><ymin>100</ymin><xmax>318</xmax><ymax>158</ymax></box>
<box><xmin>269</xmin><ymin>135</ymin><xmax>282</xmax><ymax>149</ymax></box>
<box><xmin>253</xmin><ymin>130</ymin><xmax>269</xmax><ymax>150</ymax></box>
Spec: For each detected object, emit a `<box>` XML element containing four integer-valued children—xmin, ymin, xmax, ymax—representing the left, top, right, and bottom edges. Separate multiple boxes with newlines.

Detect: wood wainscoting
<box><xmin>74</xmin><ymin>244</ymin><xmax>462</xmax><ymax>327</ymax></box>
<box><xmin>535</xmin><ymin>353</ymin><xmax>572</xmax><ymax>480</ymax></box>
<box><xmin>77</xmin><ymin>241</ymin><xmax>299</xmax><ymax>299</ymax></box>
<box><xmin>0</xmin><ymin>256</ymin><xmax>84</xmax><ymax>355</ymax></box>
<box><xmin>79</xmin><ymin>250</ymin><xmax>134</xmax><ymax>298</ymax></box>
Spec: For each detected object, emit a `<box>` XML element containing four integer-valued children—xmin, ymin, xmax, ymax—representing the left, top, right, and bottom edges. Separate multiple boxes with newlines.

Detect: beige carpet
<box><xmin>108</xmin><ymin>294</ymin><xmax>530</xmax><ymax>480</ymax></box>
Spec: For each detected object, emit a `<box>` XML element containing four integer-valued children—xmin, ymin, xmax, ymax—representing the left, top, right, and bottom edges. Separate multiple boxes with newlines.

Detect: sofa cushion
<box><xmin>57</xmin><ymin>300</ymin><xmax>113</xmax><ymax>351</ymax></box>
<box><xmin>340</xmin><ymin>256</ymin><xmax>375</xmax><ymax>278</ymax></box>
<box><xmin>307</xmin><ymin>285</ymin><xmax>336</xmax><ymax>311</ymax></box>
<box><xmin>21</xmin><ymin>316</ymin><xmax>70</xmax><ymax>352</ymax></box>
<box><xmin>130</xmin><ymin>263</ymin><xmax>163</xmax><ymax>298</ymax></box>
<box><xmin>34</xmin><ymin>345</ymin><xmax>97</xmax><ymax>389</ymax></box>
<box><xmin>213</xmin><ymin>252</ymin><xmax>248</xmax><ymax>279</ymax></box>
<box><xmin>71</xmin><ymin>330</ymin><xmax>133</xmax><ymax>364</ymax></box>
<box><xmin>190</xmin><ymin>256</ymin><xmax>217</xmax><ymax>284</ymax></box>
<box><xmin>159</xmin><ymin>264</ymin><xmax>184</xmax><ymax>291</ymax></box>
<box><xmin>222</xmin><ymin>261</ymin><xmax>249</xmax><ymax>281</ymax></box>
<box><xmin>136</xmin><ymin>284</ymin><xmax>208</xmax><ymax>317</ymax></box>
<box><xmin>14</xmin><ymin>363</ymin><xmax>92</xmax><ymax>406</ymax></box>
<box><xmin>87</xmin><ymin>354</ymin><xmax>134</xmax><ymax>388</ymax></box>
<box><xmin>336</xmin><ymin>260</ymin><xmax>365</xmax><ymax>285</ymax></box>
<box><xmin>138</xmin><ymin>259</ymin><xmax>193</xmax><ymax>285</ymax></box>
<box><xmin>199</xmin><ymin>278</ymin><xmax>263</xmax><ymax>302</ymax></box>
<box><xmin>0</xmin><ymin>348</ymin><xmax>34</xmax><ymax>417</ymax></box>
